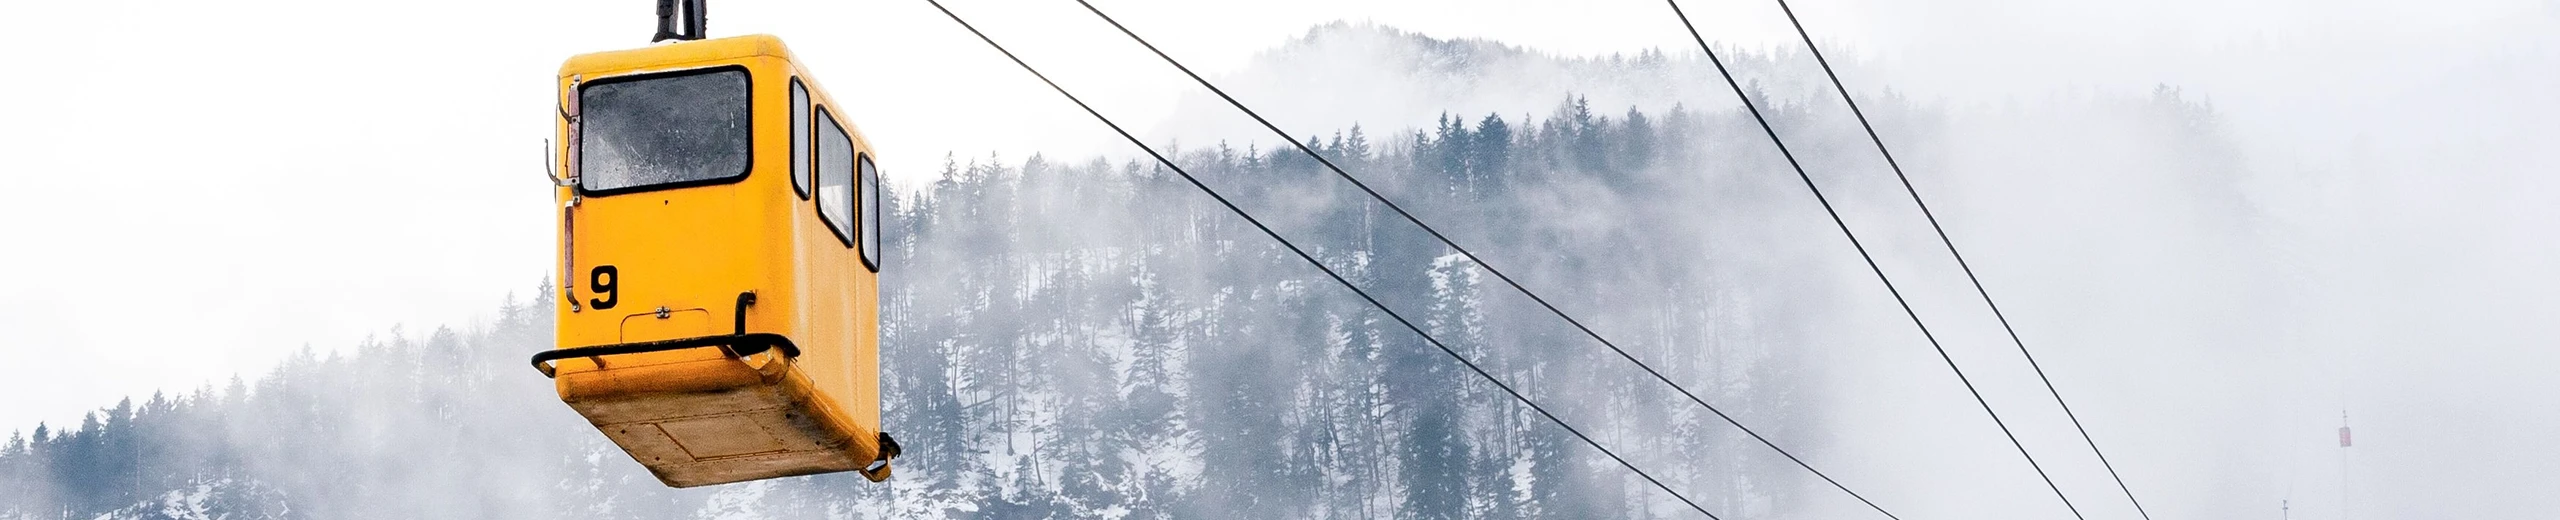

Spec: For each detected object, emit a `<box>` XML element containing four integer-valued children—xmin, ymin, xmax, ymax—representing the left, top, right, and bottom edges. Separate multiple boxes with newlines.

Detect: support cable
<box><xmin>1662</xmin><ymin>1</ymin><xmax>2088</xmax><ymax>518</ymax></box>
<box><xmin>1066</xmin><ymin>1</ymin><xmax>1902</xmax><ymax>518</ymax></box>
<box><xmin>1768</xmin><ymin>1</ymin><xmax>2154</xmax><ymax>518</ymax></box>
<box><xmin>922</xmin><ymin>1</ymin><xmax>1718</xmax><ymax>516</ymax></box>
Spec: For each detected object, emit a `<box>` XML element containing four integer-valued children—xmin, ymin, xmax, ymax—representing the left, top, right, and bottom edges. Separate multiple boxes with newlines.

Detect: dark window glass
<box><xmin>789</xmin><ymin>79</ymin><xmax>810</xmax><ymax>198</ymax></box>
<box><xmin>579</xmin><ymin>68</ymin><xmax>752</xmax><ymax>193</ymax></box>
<box><xmin>815</xmin><ymin>108</ymin><xmax>855</xmax><ymax>245</ymax></box>
<box><xmin>859</xmin><ymin>156</ymin><xmax>882</xmax><ymax>271</ymax></box>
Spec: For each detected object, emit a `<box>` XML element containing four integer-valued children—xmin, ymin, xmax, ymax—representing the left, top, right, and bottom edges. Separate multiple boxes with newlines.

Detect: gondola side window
<box><xmin>858</xmin><ymin>155</ymin><xmax>881</xmax><ymax>272</ymax></box>
<box><xmin>578</xmin><ymin>67</ymin><xmax>752</xmax><ymax>194</ymax></box>
<box><xmin>814</xmin><ymin>107</ymin><xmax>856</xmax><ymax>246</ymax></box>
<box><xmin>789</xmin><ymin>78</ymin><xmax>810</xmax><ymax>199</ymax></box>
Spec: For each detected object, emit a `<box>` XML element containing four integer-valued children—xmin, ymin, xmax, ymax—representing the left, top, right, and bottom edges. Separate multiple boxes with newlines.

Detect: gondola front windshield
<box><xmin>579</xmin><ymin>68</ymin><xmax>752</xmax><ymax>194</ymax></box>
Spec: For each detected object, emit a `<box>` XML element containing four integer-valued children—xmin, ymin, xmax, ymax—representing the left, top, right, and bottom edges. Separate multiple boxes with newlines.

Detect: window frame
<box><xmin>573</xmin><ymin>65</ymin><xmax>757</xmax><ymax>198</ymax></box>
<box><xmin>788</xmin><ymin>77</ymin><xmax>811</xmax><ymax>200</ymax></box>
<box><xmin>812</xmin><ymin>106</ymin><xmax>857</xmax><ymax>248</ymax></box>
<box><xmin>858</xmin><ymin>154</ymin><xmax>882</xmax><ymax>272</ymax></box>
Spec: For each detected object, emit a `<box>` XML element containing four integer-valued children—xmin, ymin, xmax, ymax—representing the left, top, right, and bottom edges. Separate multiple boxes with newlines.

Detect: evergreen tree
<box><xmin>1619</xmin><ymin>106</ymin><xmax>1657</xmax><ymax>174</ymax></box>
<box><xmin>0</xmin><ymin>80</ymin><xmax>2136</xmax><ymax>517</ymax></box>
<box><xmin>1472</xmin><ymin>113</ymin><xmax>1514</xmax><ymax>197</ymax></box>
<box><xmin>1568</xmin><ymin>95</ymin><xmax>1608</xmax><ymax>172</ymax></box>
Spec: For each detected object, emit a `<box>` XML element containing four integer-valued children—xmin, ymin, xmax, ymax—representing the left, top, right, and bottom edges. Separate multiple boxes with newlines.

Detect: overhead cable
<box><xmin>1067</xmin><ymin>1</ymin><xmax>1903</xmax><ymax>518</ymax></box>
<box><xmin>922</xmin><ymin>1</ymin><xmax>1719</xmax><ymax>516</ymax></box>
<box><xmin>1767</xmin><ymin>1</ymin><xmax>2155</xmax><ymax>517</ymax></box>
<box><xmin>1662</xmin><ymin>1</ymin><xmax>2089</xmax><ymax>518</ymax></box>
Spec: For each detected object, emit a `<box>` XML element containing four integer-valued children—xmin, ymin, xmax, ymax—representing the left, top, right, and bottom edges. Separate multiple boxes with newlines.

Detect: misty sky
<box><xmin>2</xmin><ymin>0</ymin><xmax>2555</xmax><ymax>517</ymax></box>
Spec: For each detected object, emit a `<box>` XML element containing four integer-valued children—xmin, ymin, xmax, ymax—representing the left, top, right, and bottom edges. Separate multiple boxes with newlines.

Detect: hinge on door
<box><xmin>560</xmin><ymin>75</ymin><xmax>584</xmax><ymax>311</ymax></box>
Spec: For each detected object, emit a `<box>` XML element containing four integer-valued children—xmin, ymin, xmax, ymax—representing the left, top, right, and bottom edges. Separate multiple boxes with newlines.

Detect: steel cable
<box><xmin>1767</xmin><ymin>1</ymin><xmax>2154</xmax><ymax>517</ymax></box>
<box><xmin>924</xmin><ymin>1</ymin><xmax>1719</xmax><ymax>516</ymax></box>
<box><xmin>1664</xmin><ymin>0</ymin><xmax>2090</xmax><ymax>518</ymax></box>
<box><xmin>1066</xmin><ymin>1</ymin><xmax>1906</xmax><ymax>517</ymax></box>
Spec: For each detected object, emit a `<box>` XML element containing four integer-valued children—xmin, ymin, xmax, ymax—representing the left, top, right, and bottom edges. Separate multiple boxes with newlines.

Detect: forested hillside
<box><xmin>0</xmin><ymin>25</ymin><xmax>2257</xmax><ymax>520</ymax></box>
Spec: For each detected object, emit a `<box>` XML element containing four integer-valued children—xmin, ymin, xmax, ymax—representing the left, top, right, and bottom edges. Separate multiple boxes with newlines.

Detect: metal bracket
<box><xmin>532</xmin><ymin>292</ymin><xmax>782</xmax><ymax>378</ymax></box>
<box><xmin>653</xmin><ymin>0</ymin><xmax>708</xmax><ymax>42</ymax></box>
<box><xmin>733</xmin><ymin>291</ymin><xmax>758</xmax><ymax>335</ymax></box>
<box><xmin>543</xmin><ymin>139</ymin><xmax>560</xmax><ymax>186</ymax></box>
<box><xmin>530</xmin><ymin>333</ymin><xmax>801</xmax><ymax>378</ymax></box>
<box><xmin>864</xmin><ymin>432</ymin><xmax>902</xmax><ymax>471</ymax></box>
<box><xmin>559</xmin><ymin>76</ymin><xmax>583</xmax><ymax>307</ymax></box>
<box><xmin>560</xmin><ymin>75</ymin><xmax>582</xmax><ymax>188</ymax></box>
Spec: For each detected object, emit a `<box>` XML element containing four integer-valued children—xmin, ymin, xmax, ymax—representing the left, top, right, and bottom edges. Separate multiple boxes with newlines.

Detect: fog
<box><xmin>5</xmin><ymin>0</ymin><xmax>2557</xmax><ymax>518</ymax></box>
<box><xmin>1133</xmin><ymin>7</ymin><xmax>2560</xmax><ymax>518</ymax></box>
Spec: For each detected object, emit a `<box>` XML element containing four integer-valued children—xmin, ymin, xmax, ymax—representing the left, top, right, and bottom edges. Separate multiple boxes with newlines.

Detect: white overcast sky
<box><xmin>1</xmin><ymin>0</ymin><xmax>2551</xmax><ymax>444</ymax></box>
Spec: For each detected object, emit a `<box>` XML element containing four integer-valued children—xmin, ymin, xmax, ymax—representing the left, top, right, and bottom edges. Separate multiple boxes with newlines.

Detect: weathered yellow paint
<box><xmin>545</xmin><ymin>34</ymin><xmax>888</xmax><ymax>487</ymax></box>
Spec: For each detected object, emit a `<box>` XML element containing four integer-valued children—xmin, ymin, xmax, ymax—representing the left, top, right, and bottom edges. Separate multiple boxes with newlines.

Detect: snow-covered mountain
<box><xmin>2</xmin><ymin>23</ymin><xmax>2276</xmax><ymax>520</ymax></box>
<box><xmin>1153</xmin><ymin>22</ymin><xmax>1850</xmax><ymax>148</ymax></box>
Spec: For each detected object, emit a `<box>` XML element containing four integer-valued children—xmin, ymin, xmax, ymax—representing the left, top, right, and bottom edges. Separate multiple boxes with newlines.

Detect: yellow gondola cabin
<box><xmin>533</xmin><ymin>26</ymin><xmax>897</xmax><ymax>487</ymax></box>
